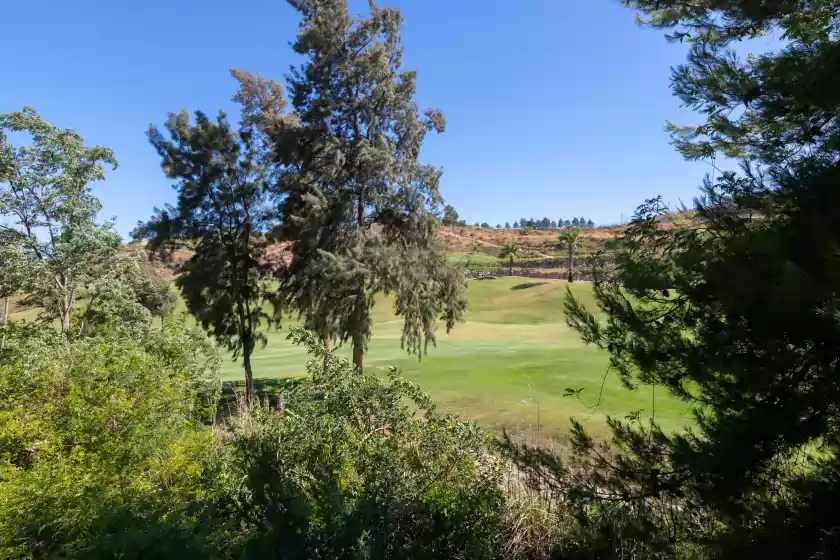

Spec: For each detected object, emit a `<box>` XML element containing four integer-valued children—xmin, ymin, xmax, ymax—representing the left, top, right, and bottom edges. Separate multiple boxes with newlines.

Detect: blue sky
<box><xmin>3</xmin><ymin>0</ymin><xmax>728</xmax><ymax>236</ymax></box>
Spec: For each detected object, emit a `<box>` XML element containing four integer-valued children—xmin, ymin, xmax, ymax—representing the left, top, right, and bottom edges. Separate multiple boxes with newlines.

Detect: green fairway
<box><xmin>8</xmin><ymin>276</ymin><xmax>691</xmax><ymax>442</ymax></box>
<box><xmin>216</xmin><ymin>277</ymin><xmax>692</xmax><ymax>442</ymax></box>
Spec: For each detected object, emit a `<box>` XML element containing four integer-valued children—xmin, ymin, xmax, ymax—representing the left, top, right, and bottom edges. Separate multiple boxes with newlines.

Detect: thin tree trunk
<box><xmin>321</xmin><ymin>331</ymin><xmax>331</xmax><ymax>370</ymax></box>
<box><xmin>59</xmin><ymin>273</ymin><xmax>73</xmax><ymax>338</ymax></box>
<box><xmin>61</xmin><ymin>299</ymin><xmax>72</xmax><ymax>336</ymax></box>
<box><xmin>1</xmin><ymin>296</ymin><xmax>8</xmax><ymax>351</ymax></box>
<box><xmin>243</xmin><ymin>343</ymin><xmax>255</xmax><ymax>406</ymax></box>
<box><xmin>352</xmin><ymin>333</ymin><xmax>364</xmax><ymax>373</ymax></box>
<box><xmin>568</xmin><ymin>248</ymin><xmax>574</xmax><ymax>283</ymax></box>
<box><xmin>352</xmin><ymin>187</ymin><xmax>366</xmax><ymax>374</ymax></box>
<box><xmin>351</xmin><ymin>285</ymin><xmax>366</xmax><ymax>373</ymax></box>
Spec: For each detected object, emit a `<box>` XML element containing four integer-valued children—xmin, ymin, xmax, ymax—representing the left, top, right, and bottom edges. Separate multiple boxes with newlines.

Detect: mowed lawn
<box><xmin>9</xmin><ymin>277</ymin><xmax>692</xmax><ymax>442</ymax></box>
<box><xmin>215</xmin><ymin>277</ymin><xmax>693</xmax><ymax>442</ymax></box>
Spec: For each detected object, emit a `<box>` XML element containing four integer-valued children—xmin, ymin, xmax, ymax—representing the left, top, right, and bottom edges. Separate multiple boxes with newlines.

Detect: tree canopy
<box><xmin>507</xmin><ymin>0</ymin><xmax>840</xmax><ymax>556</ymax></box>
<box><xmin>234</xmin><ymin>0</ymin><xmax>466</xmax><ymax>371</ymax></box>
<box><xmin>135</xmin><ymin>108</ymin><xmax>278</xmax><ymax>403</ymax></box>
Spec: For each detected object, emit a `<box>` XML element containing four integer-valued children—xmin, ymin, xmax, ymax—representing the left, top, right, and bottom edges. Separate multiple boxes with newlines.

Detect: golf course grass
<box><xmin>8</xmin><ymin>276</ymin><xmax>692</xmax><ymax>443</ymax></box>
<box><xmin>217</xmin><ymin>277</ymin><xmax>692</xmax><ymax>443</ymax></box>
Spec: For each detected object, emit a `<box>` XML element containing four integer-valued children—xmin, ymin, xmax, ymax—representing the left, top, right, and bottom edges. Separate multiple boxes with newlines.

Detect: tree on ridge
<box><xmin>557</xmin><ymin>228</ymin><xmax>582</xmax><ymax>282</ymax></box>
<box><xmin>499</xmin><ymin>243</ymin><xmax>519</xmax><ymax>276</ymax></box>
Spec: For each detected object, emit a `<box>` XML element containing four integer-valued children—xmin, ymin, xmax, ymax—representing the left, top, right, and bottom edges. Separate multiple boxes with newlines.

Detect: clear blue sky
<box><xmin>3</xmin><ymin>0</ymin><xmax>725</xmax><ymax>236</ymax></box>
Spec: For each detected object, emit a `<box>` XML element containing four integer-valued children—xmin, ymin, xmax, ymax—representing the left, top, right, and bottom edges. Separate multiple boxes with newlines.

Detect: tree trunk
<box><xmin>61</xmin><ymin>301</ymin><xmax>72</xmax><ymax>336</ymax></box>
<box><xmin>243</xmin><ymin>345</ymin><xmax>255</xmax><ymax>406</ymax></box>
<box><xmin>351</xmin><ymin>290</ymin><xmax>365</xmax><ymax>373</ymax></box>
<box><xmin>1</xmin><ymin>297</ymin><xmax>8</xmax><ymax>351</ymax></box>
<box><xmin>352</xmin><ymin>334</ymin><xmax>364</xmax><ymax>373</ymax></box>
<box><xmin>321</xmin><ymin>331</ymin><xmax>332</xmax><ymax>370</ymax></box>
<box><xmin>568</xmin><ymin>248</ymin><xmax>575</xmax><ymax>283</ymax></box>
<box><xmin>352</xmin><ymin>187</ymin><xmax>366</xmax><ymax>374</ymax></box>
<box><xmin>59</xmin><ymin>274</ymin><xmax>73</xmax><ymax>338</ymax></box>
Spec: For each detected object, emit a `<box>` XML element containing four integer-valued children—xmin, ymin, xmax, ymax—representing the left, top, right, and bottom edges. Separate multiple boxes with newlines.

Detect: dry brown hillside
<box><xmin>145</xmin><ymin>223</ymin><xmax>634</xmax><ymax>276</ymax></box>
<box><xmin>439</xmin><ymin>225</ymin><xmax>625</xmax><ymax>258</ymax></box>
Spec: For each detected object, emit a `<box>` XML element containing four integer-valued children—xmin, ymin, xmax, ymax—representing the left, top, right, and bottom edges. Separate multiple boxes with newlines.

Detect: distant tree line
<box><xmin>444</xmin><ymin>211</ymin><xmax>596</xmax><ymax>230</ymax></box>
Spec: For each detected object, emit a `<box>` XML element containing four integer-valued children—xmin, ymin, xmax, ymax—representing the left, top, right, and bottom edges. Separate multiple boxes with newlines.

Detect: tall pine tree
<box><xmin>507</xmin><ymin>0</ymin><xmax>840</xmax><ymax>556</ymax></box>
<box><xmin>234</xmin><ymin>0</ymin><xmax>465</xmax><ymax>372</ymax></box>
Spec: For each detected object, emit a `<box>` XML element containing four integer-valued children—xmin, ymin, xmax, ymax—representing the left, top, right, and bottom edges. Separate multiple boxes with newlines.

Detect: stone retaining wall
<box><xmin>493</xmin><ymin>255</ymin><xmax>612</xmax><ymax>269</ymax></box>
<box><xmin>466</xmin><ymin>269</ymin><xmax>600</xmax><ymax>282</ymax></box>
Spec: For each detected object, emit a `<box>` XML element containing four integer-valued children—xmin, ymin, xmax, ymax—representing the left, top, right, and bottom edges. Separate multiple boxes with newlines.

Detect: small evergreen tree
<box><xmin>136</xmin><ymin>107</ymin><xmax>277</xmax><ymax>404</ymax></box>
<box><xmin>510</xmin><ymin>1</ymin><xmax>840</xmax><ymax>556</ymax></box>
<box><xmin>442</xmin><ymin>204</ymin><xmax>459</xmax><ymax>226</ymax></box>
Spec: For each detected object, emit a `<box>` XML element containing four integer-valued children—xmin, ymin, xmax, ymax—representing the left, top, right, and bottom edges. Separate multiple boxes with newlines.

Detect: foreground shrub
<box><xmin>0</xmin><ymin>322</ymin><xmax>221</xmax><ymax>558</ymax></box>
<box><xmin>209</xmin><ymin>328</ymin><xmax>506</xmax><ymax>559</ymax></box>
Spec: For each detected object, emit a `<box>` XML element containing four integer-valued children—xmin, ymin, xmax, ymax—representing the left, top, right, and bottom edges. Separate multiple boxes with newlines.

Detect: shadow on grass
<box><xmin>218</xmin><ymin>377</ymin><xmax>306</xmax><ymax>417</ymax></box>
<box><xmin>511</xmin><ymin>282</ymin><xmax>548</xmax><ymax>291</ymax></box>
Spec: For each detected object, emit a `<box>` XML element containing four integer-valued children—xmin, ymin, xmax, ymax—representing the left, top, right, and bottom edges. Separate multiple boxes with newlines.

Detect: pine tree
<box><xmin>504</xmin><ymin>222</ymin><xmax>511</xmax><ymax>229</ymax></box>
<box><xmin>509</xmin><ymin>1</ymin><xmax>840</xmax><ymax>556</ymax></box>
<box><xmin>234</xmin><ymin>0</ymin><xmax>465</xmax><ymax>372</ymax></box>
<box><xmin>513</xmin><ymin>221</ymin><xmax>519</xmax><ymax>228</ymax></box>
<box><xmin>442</xmin><ymin>204</ymin><xmax>459</xmax><ymax>226</ymax></box>
<box><xmin>136</xmin><ymin>107</ymin><xmax>278</xmax><ymax>404</ymax></box>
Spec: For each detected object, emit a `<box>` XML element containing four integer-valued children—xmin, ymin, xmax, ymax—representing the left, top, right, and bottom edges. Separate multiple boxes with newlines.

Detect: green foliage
<box><xmin>506</xmin><ymin>1</ymin><xmax>840</xmax><ymax>557</ymax></box>
<box><xmin>209</xmin><ymin>327</ymin><xmax>506</xmax><ymax>558</ymax></box>
<box><xmin>499</xmin><ymin>243</ymin><xmax>518</xmax><ymax>276</ymax></box>
<box><xmin>627</xmin><ymin>0</ymin><xmax>840</xmax><ymax>164</ymax></box>
<box><xmin>136</xmin><ymin>108</ymin><xmax>278</xmax><ymax>403</ymax></box>
<box><xmin>235</xmin><ymin>0</ymin><xmax>466</xmax><ymax>371</ymax></box>
<box><xmin>0</xmin><ymin>107</ymin><xmax>119</xmax><ymax>336</ymax></box>
<box><xmin>557</xmin><ymin>228</ymin><xmax>583</xmax><ymax>282</ymax></box>
<box><xmin>442</xmin><ymin>204</ymin><xmax>460</xmax><ymax>226</ymax></box>
<box><xmin>131</xmin><ymin>257</ymin><xmax>177</xmax><ymax>324</ymax></box>
<box><xmin>0</xmin><ymin>322</ymin><xmax>221</xmax><ymax>558</ymax></box>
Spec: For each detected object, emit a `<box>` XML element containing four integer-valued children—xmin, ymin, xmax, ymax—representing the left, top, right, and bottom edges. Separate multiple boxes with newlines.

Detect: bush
<box><xmin>207</xmin><ymin>328</ymin><xmax>507</xmax><ymax>559</ymax></box>
<box><xmin>0</xmin><ymin>322</ymin><xmax>222</xmax><ymax>558</ymax></box>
